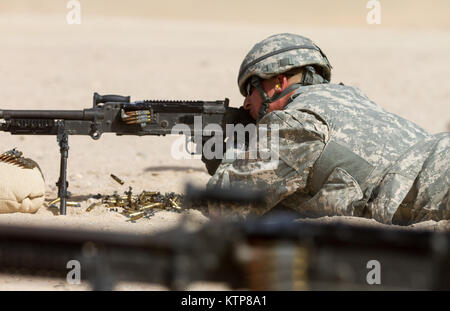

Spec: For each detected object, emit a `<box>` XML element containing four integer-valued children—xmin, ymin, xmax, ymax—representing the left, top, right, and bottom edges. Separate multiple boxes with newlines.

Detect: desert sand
<box><xmin>0</xmin><ymin>0</ymin><xmax>449</xmax><ymax>290</ymax></box>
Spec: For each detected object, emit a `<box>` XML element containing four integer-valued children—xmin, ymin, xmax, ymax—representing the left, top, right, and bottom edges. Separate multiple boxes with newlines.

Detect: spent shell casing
<box><xmin>103</xmin><ymin>197</ymin><xmax>117</xmax><ymax>204</ymax></box>
<box><xmin>66</xmin><ymin>201</ymin><xmax>81</xmax><ymax>207</ymax></box>
<box><xmin>169</xmin><ymin>198</ymin><xmax>181</xmax><ymax>210</ymax></box>
<box><xmin>142</xmin><ymin>191</ymin><xmax>159</xmax><ymax>196</ymax></box>
<box><xmin>110</xmin><ymin>174</ymin><xmax>125</xmax><ymax>185</ymax></box>
<box><xmin>141</xmin><ymin>203</ymin><xmax>164</xmax><ymax>210</ymax></box>
<box><xmin>86</xmin><ymin>202</ymin><xmax>101</xmax><ymax>212</ymax></box>
<box><xmin>139</xmin><ymin>192</ymin><xmax>155</xmax><ymax>201</ymax></box>
<box><xmin>49</xmin><ymin>197</ymin><xmax>61</xmax><ymax>205</ymax></box>
<box><xmin>128</xmin><ymin>212</ymin><xmax>145</xmax><ymax>221</ymax></box>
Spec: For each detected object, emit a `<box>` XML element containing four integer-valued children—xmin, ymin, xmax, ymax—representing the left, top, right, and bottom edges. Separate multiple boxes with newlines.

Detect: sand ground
<box><xmin>0</xmin><ymin>1</ymin><xmax>449</xmax><ymax>290</ymax></box>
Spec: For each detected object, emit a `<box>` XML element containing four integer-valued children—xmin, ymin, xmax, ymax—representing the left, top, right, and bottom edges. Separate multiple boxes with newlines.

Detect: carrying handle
<box><xmin>93</xmin><ymin>92</ymin><xmax>130</xmax><ymax>106</ymax></box>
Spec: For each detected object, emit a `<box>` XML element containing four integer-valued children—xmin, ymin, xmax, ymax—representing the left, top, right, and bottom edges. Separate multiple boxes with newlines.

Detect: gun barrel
<box><xmin>0</xmin><ymin>109</ymin><xmax>100</xmax><ymax>120</ymax></box>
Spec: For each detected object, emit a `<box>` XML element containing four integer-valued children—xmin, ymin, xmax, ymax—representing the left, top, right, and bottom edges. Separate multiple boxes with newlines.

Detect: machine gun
<box><xmin>0</xmin><ymin>212</ymin><xmax>449</xmax><ymax>291</ymax></box>
<box><xmin>0</xmin><ymin>93</ymin><xmax>252</xmax><ymax>215</ymax></box>
<box><xmin>0</xmin><ymin>185</ymin><xmax>449</xmax><ymax>291</ymax></box>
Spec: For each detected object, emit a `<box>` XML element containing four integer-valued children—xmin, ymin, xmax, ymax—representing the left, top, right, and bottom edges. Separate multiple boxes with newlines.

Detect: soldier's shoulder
<box><xmin>286</xmin><ymin>83</ymin><xmax>379</xmax><ymax>112</ymax></box>
<box><xmin>262</xmin><ymin>107</ymin><xmax>324</xmax><ymax>126</ymax></box>
<box><xmin>260</xmin><ymin>107</ymin><xmax>329</xmax><ymax>140</ymax></box>
<box><xmin>290</xmin><ymin>83</ymin><xmax>370</xmax><ymax>100</ymax></box>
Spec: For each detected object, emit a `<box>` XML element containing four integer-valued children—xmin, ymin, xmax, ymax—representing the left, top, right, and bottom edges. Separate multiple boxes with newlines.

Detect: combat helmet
<box><xmin>238</xmin><ymin>33</ymin><xmax>332</xmax><ymax>98</ymax></box>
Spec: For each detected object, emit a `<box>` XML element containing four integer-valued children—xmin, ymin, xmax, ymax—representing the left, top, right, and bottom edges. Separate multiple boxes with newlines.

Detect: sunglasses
<box><xmin>246</xmin><ymin>76</ymin><xmax>263</xmax><ymax>97</ymax></box>
<box><xmin>246</xmin><ymin>83</ymin><xmax>254</xmax><ymax>97</ymax></box>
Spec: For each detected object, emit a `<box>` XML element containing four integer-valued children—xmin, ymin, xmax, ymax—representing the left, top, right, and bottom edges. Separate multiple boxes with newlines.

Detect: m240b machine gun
<box><xmin>0</xmin><ymin>186</ymin><xmax>449</xmax><ymax>291</ymax></box>
<box><xmin>0</xmin><ymin>214</ymin><xmax>449</xmax><ymax>290</ymax></box>
<box><xmin>0</xmin><ymin>93</ymin><xmax>245</xmax><ymax>215</ymax></box>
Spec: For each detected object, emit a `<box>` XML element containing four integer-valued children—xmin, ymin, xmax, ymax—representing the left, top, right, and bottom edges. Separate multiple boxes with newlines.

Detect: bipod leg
<box><xmin>56</xmin><ymin>131</ymin><xmax>69</xmax><ymax>215</ymax></box>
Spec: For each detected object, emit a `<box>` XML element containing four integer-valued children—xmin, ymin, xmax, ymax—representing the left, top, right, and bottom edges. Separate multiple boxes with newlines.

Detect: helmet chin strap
<box><xmin>251</xmin><ymin>66</ymin><xmax>329</xmax><ymax>121</ymax></box>
<box><xmin>250</xmin><ymin>76</ymin><xmax>302</xmax><ymax>121</ymax></box>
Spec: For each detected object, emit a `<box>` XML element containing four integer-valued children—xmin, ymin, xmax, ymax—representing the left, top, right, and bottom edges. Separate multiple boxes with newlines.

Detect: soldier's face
<box><xmin>243</xmin><ymin>75</ymin><xmax>288</xmax><ymax>120</ymax></box>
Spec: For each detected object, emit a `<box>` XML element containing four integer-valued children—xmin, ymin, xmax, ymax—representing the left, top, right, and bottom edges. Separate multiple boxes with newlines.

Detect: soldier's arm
<box><xmin>206</xmin><ymin>109</ymin><xmax>329</xmax><ymax>217</ymax></box>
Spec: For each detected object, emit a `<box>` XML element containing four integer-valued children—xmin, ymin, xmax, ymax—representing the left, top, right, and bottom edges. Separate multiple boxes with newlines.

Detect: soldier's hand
<box><xmin>201</xmin><ymin>107</ymin><xmax>254</xmax><ymax>176</ymax></box>
<box><xmin>223</xmin><ymin>106</ymin><xmax>254</xmax><ymax>127</ymax></box>
<box><xmin>201</xmin><ymin>154</ymin><xmax>222</xmax><ymax>176</ymax></box>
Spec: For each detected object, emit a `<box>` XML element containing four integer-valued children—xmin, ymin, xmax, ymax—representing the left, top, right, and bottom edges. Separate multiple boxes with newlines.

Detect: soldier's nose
<box><xmin>243</xmin><ymin>97</ymin><xmax>252</xmax><ymax>110</ymax></box>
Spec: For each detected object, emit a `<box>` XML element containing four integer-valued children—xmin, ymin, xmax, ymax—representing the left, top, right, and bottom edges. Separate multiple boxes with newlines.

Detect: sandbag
<box><xmin>0</xmin><ymin>150</ymin><xmax>45</xmax><ymax>214</ymax></box>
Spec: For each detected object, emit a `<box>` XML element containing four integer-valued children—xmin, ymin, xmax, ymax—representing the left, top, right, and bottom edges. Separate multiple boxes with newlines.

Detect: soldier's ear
<box><xmin>275</xmin><ymin>83</ymin><xmax>282</xmax><ymax>92</ymax></box>
<box><xmin>275</xmin><ymin>75</ymin><xmax>289</xmax><ymax>92</ymax></box>
<box><xmin>277</xmin><ymin>75</ymin><xmax>289</xmax><ymax>92</ymax></box>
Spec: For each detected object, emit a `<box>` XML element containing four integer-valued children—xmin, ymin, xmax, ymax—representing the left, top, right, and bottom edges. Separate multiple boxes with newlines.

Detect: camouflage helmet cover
<box><xmin>237</xmin><ymin>33</ymin><xmax>332</xmax><ymax>96</ymax></box>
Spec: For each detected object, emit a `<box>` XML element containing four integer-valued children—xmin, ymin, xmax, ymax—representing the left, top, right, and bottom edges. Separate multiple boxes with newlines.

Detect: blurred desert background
<box><xmin>0</xmin><ymin>0</ymin><xmax>449</xmax><ymax>290</ymax></box>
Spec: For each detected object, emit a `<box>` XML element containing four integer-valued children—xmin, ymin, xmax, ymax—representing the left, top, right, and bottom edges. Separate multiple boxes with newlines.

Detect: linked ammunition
<box><xmin>124</xmin><ymin>119</ymin><xmax>152</xmax><ymax>125</ymax></box>
<box><xmin>123</xmin><ymin>112</ymin><xmax>150</xmax><ymax>117</ymax></box>
<box><xmin>0</xmin><ymin>149</ymin><xmax>44</xmax><ymax>176</ymax></box>
<box><xmin>123</xmin><ymin>112</ymin><xmax>152</xmax><ymax>123</ymax></box>
<box><xmin>0</xmin><ymin>149</ymin><xmax>22</xmax><ymax>160</ymax></box>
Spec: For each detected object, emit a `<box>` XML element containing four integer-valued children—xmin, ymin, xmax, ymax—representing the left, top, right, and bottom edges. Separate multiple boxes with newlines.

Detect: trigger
<box><xmin>185</xmin><ymin>136</ymin><xmax>196</xmax><ymax>155</ymax></box>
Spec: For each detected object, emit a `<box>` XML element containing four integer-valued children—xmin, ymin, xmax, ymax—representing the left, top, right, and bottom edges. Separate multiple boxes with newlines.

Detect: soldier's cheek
<box><xmin>268</xmin><ymin>101</ymin><xmax>286</xmax><ymax>113</ymax></box>
<box><xmin>249</xmin><ymin>100</ymin><xmax>262</xmax><ymax>120</ymax></box>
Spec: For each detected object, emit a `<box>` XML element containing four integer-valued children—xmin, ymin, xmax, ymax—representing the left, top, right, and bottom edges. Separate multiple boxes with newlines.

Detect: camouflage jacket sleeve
<box><xmin>389</xmin><ymin>132</ymin><xmax>450</xmax><ymax>225</ymax></box>
<box><xmin>206</xmin><ymin>108</ymin><xmax>329</xmax><ymax>217</ymax></box>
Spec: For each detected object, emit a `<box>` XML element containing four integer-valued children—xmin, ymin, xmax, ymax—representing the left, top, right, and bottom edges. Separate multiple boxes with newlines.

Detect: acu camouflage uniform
<box><xmin>207</xmin><ymin>34</ymin><xmax>450</xmax><ymax>225</ymax></box>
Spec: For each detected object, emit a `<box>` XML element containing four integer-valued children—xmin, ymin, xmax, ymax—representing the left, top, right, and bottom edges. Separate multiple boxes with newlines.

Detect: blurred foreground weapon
<box><xmin>0</xmin><ymin>93</ymin><xmax>252</xmax><ymax>215</ymax></box>
<box><xmin>0</xmin><ymin>186</ymin><xmax>449</xmax><ymax>290</ymax></box>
